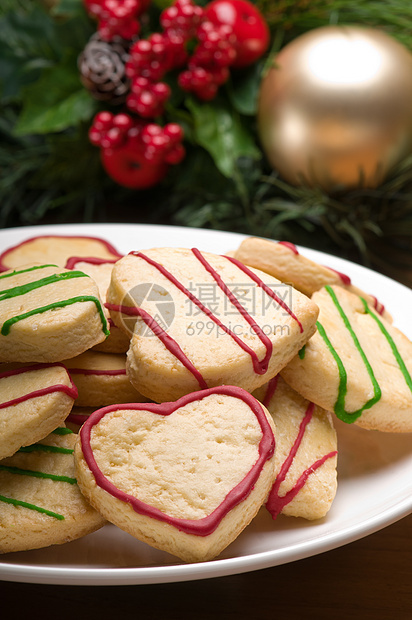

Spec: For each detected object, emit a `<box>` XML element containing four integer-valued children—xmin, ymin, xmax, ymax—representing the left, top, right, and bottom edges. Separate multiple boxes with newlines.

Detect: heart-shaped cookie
<box><xmin>74</xmin><ymin>386</ymin><xmax>276</xmax><ymax>562</ymax></box>
<box><xmin>0</xmin><ymin>234</ymin><xmax>122</xmax><ymax>271</ymax></box>
<box><xmin>107</xmin><ymin>247</ymin><xmax>318</xmax><ymax>402</ymax></box>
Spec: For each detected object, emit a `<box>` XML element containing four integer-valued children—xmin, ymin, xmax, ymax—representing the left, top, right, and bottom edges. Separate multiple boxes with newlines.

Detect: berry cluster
<box><xmin>125</xmin><ymin>0</ymin><xmax>238</xmax><ymax>108</ymax></box>
<box><xmin>89</xmin><ymin>111</ymin><xmax>185</xmax><ymax>188</ymax></box>
<box><xmin>81</xmin><ymin>0</ymin><xmax>269</xmax><ymax>187</ymax></box>
<box><xmin>84</xmin><ymin>0</ymin><xmax>148</xmax><ymax>41</ymax></box>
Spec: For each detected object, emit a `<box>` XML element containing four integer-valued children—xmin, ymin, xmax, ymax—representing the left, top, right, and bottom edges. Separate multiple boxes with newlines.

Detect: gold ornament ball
<box><xmin>258</xmin><ymin>26</ymin><xmax>412</xmax><ymax>191</ymax></box>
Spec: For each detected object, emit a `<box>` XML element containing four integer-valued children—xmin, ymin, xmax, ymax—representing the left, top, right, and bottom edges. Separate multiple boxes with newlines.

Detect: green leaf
<box><xmin>227</xmin><ymin>63</ymin><xmax>264</xmax><ymax>116</ymax></box>
<box><xmin>186</xmin><ymin>95</ymin><xmax>261</xmax><ymax>178</ymax></box>
<box><xmin>14</xmin><ymin>52</ymin><xmax>97</xmax><ymax>135</ymax></box>
<box><xmin>51</xmin><ymin>0</ymin><xmax>86</xmax><ymax>17</ymax></box>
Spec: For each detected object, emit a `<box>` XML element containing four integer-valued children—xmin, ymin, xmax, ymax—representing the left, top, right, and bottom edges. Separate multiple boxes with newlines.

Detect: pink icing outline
<box><xmin>0</xmin><ymin>362</ymin><xmax>78</xmax><ymax>408</ymax></box>
<box><xmin>65</xmin><ymin>256</ymin><xmax>121</xmax><ymax>270</ymax></box>
<box><xmin>79</xmin><ymin>386</ymin><xmax>275</xmax><ymax>536</ymax></box>
<box><xmin>0</xmin><ymin>235</ymin><xmax>122</xmax><ymax>272</ymax></box>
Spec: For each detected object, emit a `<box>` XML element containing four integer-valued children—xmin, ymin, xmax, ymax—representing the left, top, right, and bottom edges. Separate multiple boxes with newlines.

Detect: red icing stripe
<box><xmin>263</xmin><ymin>381</ymin><xmax>337</xmax><ymax>519</ymax></box>
<box><xmin>0</xmin><ymin>363</ymin><xmax>78</xmax><ymax>409</ymax></box>
<box><xmin>370</xmin><ymin>295</ymin><xmax>385</xmax><ymax>316</ymax></box>
<box><xmin>262</xmin><ymin>375</ymin><xmax>279</xmax><ymax>408</ymax></box>
<box><xmin>105</xmin><ymin>302</ymin><xmax>208</xmax><ymax>389</ymax></box>
<box><xmin>79</xmin><ymin>385</ymin><xmax>275</xmax><ymax>537</ymax></box>
<box><xmin>67</xmin><ymin>368</ymin><xmax>126</xmax><ymax>376</ymax></box>
<box><xmin>224</xmin><ymin>254</ymin><xmax>303</xmax><ymax>333</ymax></box>
<box><xmin>326</xmin><ymin>266</ymin><xmax>351</xmax><ymax>286</ymax></box>
<box><xmin>278</xmin><ymin>241</ymin><xmax>299</xmax><ymax>255</ymax></box>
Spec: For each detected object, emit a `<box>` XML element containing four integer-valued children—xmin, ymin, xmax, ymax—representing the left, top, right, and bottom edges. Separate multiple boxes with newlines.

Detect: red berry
<box><xmin>204</xmin><ymin>0</ymin><xmax>269</xmax><ymax>67</ymax></box>
<box><xmin>101</xmin><ymin>143</ymin><xmax>169</xmax><ymax>189</ymax></box>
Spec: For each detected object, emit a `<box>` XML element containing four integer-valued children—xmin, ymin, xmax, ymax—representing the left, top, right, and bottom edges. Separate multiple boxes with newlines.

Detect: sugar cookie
<box><xmin>63</xmin><ymin>351</ymin><xmax>150</xmax><ymax>407</ymax></box>
<box><xmin>0</xmin><ymin>263</ymin><xmax>109</xmax><ymax>363</ymax></box>
<box><xmin>0</xmin><ymin>363</ymin><xmax>77</xmax><ymax>460</ymax></box>
<box><xmin>74</xmin><ymin>386</ymin><xmax>276</xmax><ymax>562</ymax></box>
<box><xmin>281</xmin><ymin>285</ymin><xmax>412</xmax><ymax>432</ymax></box>
<box><xmin>0</xmin><ymin>234</ymin><xmax>122</xmax><ymax>272</ymax></box>
<box><xmin>254</xmin><ymin>376</ymin><xmax>337</xmax><ymax>520</ymax></box>
<box><xmin>0</xmin><ymin>427</ymin><xmax>106</xmax><ymax>554</ymax></box>
<box><xmin>107</xmin><ymin>247</ymin><xmax>319</xmax><ymax>402</ymax></box>
<box><xmin>234</xmin><ymin>237</ymin><xmax>391</xmax><ymax>321</ymax></box>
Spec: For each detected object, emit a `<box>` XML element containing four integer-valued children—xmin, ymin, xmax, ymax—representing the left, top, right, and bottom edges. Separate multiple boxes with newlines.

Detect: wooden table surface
<box><xmin>1</xmin><ymin>512</ymin><xmax>411</xmax><ymax>619</ymax></box>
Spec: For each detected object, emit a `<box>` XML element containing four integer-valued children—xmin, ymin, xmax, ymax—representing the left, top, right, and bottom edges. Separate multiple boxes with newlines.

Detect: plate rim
<box><xmin>0</xmin><ymin>221</ymin><xmax>412</xmax><ymax>586</ymax></box>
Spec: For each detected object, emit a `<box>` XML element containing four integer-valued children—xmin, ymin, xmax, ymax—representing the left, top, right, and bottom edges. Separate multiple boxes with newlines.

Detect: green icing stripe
<box><xmin>1</xmin><ymin>295</ymin><xmax>109</xmax><ymax>336</ymax></box>
<box><xmin>0</xmin><ymin>494</ymin><xmax>64</xmax><ymax>520</ymax></box>
<box><xmin>18</xmin><ymin>444</ymin><xmax>74</xmax><ymax>455</ymax></box>
<box><xmin>317</xmin><ymin>285</ymin><xmax>382</xmax><ymax>423</ymax></box>
<box><xmin>0</xmin><ymin>271</ymin><xmax>89</xmax><ymax>301</ymax></box>
<box><xmin>52</xmin><ymin>427</ymin><xmax>73</xmax><ymax>435</ymax></box>
<box><xmin>360</xmin><ymin>297</ymin><xmax>412</xmax><ymax>392</ymax></box>
<box><xmin>298</xmin><ymin>345</ymin><xmax>306</xmax><ymax>359</ymax></box>
<box><xmin>0</xmin><ymin>465</ymin><xmax>77</xmax><ymax>484</ymax></box>
<box><xmin>0</xmin><ymin>264</ymin><xmax>57</xmax><ymax>280</ymax></box>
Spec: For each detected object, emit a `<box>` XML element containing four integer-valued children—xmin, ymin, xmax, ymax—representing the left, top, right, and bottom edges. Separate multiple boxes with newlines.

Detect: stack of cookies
<box><xmin>1</xmin><ymin>232</ymin><xmax>409</xmax><ymax>562</ymax></box>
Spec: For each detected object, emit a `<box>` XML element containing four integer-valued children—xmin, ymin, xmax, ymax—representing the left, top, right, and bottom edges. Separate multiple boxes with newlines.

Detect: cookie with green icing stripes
<box><xmin>281</xmin><ymin>285</ymin><xmax>412</xmax><ymax>432</ymax></box>
<box><xmin>0</xmin><ymin>263</ymin><xmax>109</xmax><ymax>363</ymax></box>
<box><xmin>0</xmin><ymin>428</ymin><xmax>106</xmax><ymax>554</ymax></box>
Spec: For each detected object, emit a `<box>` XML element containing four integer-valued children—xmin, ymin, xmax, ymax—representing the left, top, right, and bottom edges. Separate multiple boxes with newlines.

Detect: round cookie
<box><xmin>234</xmin><ymin>237</ymin><xmax>391</xmax><ymax>321</ymax></box>
<box><xmin>65</xmin><ymin>256</ymin><xmax>129</xmax><ymax>354</ymax></box>
<box><xmin>0</xmin><ymin>263</ymin><xmax>109</xmax><ymax>363</ymax></box>
<box><xmin>281</xmin><ymin>284</ymin><xmax>412</xmax><ymax>432</ymax></box>
<box><xmin>63</xmin><ymin>350</ymin><xmax>150</xmax><ymax>407</ymax></box>
<box><xmin>0</xmin><ymin>363</ymin><xmax>78</xmax><ymax>460</ymax></box>
<box><xmin>254</xmin><ymin>376</ymin><xmax>337</xmax><ymax>520</ymax></box>
<box><xmin>0</xmin><ymin>234</ymin><xmax>122</xmax><ymax>272</ymax></box>
<box><xmin>0</xmin><ymin>427</ymin><xmax>106</xmax><ymax>554</ymax></box>
<box><xmin>106</xmin><ymin>247</ymin><xmax>319</xmax><ymax>402</ymax></box>
<box><xmin>74</xmin><ymin>386</ymin><xmax>276</xmax><ymax>563</ymax></box>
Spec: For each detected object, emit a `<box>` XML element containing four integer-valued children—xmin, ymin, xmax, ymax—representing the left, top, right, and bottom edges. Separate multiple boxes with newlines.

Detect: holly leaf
<box><xmin>14</xmin><ymin>51</ymin><xmax>97</xmax><ymax>135</ymax></box>
<box><xmin>227</xmin><ymin>63</ymin><xmax>264</xmax><ymax>116</ymax></box>
<box><xmin>186</xmin><ymin>95</ymin><xmax>261</xmax><ymax>178</ymax></box>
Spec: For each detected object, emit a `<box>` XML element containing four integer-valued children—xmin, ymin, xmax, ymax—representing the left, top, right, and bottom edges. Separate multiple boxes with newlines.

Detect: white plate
<box><xmin>1</xmin><ymin>222</ymin><xmax>412</xmax><ymax>586</ymax></box>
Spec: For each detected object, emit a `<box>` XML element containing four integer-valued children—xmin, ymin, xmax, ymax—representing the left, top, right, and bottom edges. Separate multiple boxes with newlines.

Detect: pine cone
<box><xmin>78</xmin><ymin>34</ymin><xmax>131</xmax><ymax>104</ymax></box>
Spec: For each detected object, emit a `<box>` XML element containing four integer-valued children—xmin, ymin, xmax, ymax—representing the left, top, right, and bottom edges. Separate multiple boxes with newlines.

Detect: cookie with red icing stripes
<box><xmin>74</xmin><ymin>386</ymin><xmax>276</xmax><ymax>562</ymax></box>
<box><xmin>234</xmin><ymin>237</ymin><xmax>391</xmax><ymax>321</ymax></box>
<box><xmin>107</xmin><ymin>247</ymin><xmax>319</xmax><ymax>402</ymax></box>
<box><xmin>0</xmin><ymin>234</ymin><xmax>122</xmax><ymax>272</ymax></box>
<box><xmin>0</xmin><ymin>363</ymin><xmax>77</xmax><ymax>460</ymax></box>
<box><xmin>254</xmin><ymin>376</ymin><xmax>337</xmax><ymax>521</ymax></box>
<box><xmin>63</xmin><ymin>350</ymin><xmax>150</xmax><ymax>407</ymax></box>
